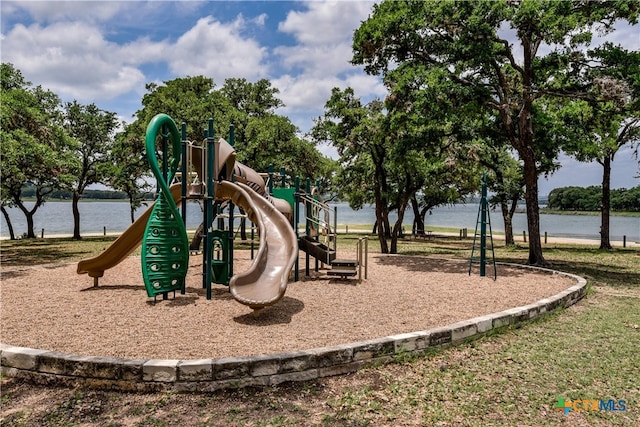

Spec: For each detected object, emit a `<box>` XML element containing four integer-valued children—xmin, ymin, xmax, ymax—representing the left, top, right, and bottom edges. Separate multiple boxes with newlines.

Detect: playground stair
<box><xmin>298</xmin><ymin>235</ymin><xmax>336</xmax><ymax>264</ymax></box>
<box><xmin>327</xmin><ymin>259</ymin><xmax>358</xmax><ymax>279</ymax></box>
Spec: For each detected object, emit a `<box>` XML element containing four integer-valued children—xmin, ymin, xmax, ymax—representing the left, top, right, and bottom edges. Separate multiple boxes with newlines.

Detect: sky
<box><xmin>1</xmin><ymin>0</ymin><xmax>639</xmax><ymax>196</ymax></box>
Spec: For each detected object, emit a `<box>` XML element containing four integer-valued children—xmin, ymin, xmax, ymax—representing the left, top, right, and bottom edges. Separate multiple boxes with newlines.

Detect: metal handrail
<box><xmin>300</xmin><ymin>193</ymin><xmax>335</xmax><ymax>248</ymax></box>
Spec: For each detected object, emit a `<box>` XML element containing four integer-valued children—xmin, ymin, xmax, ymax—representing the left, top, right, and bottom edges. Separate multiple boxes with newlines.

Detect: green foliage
<box><xmin>107</xmin><ymin>121</ymin><xmax>153</xmax><ymax>222</ymax></box>
<box><xmin>312</xmin><ymin>84</ymin><xmax>481</xmax><ymax>253</ymax></box>
<box><xmin>1</xmin><ymin>63</ymin><xmax>77</xmax><ymax>238</ymax></box>
<box><xmin>351</xmin><ymin>0</ymin><xmax>639</xmax><ymax>265</ymax></box>
<box><xmin>548</xmin><ymin>185</ymin><xmax>640</xmax><ymax>212</ymax></box>
<box><xmin>128</xmin><ymin>75</ymin><xmax>331</xmax><ymax>182</ymax></box>
<box><xmin>63</xmin><ymin>101</ymin><xmax>120</xmax><ymax>239</ymax></box>
<box><xmin>2</xmin><ymin>63</ymin><xmax>331</xmax><ymax>238</ymax></box>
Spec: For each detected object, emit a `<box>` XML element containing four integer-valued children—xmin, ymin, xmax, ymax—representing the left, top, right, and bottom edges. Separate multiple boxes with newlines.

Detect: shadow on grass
<box><xmin>495</xmin><ymin>246</ymin><xmax>640</xmax><ymax>288</ymax></box>
<box><xmin>1</xmin><ymin>236</ymin><xmax>117</xmax><ymax>268</ymax></box>
<box><xmin>384</xmin><ymin>238</ymin><xmax>639</xmax><ymax>286</ymax></box>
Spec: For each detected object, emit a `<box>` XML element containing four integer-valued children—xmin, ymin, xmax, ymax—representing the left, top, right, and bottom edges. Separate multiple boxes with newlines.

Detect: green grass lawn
<box><xmin>1</xmin><ymin>234</ymin><xmax>639</xmax><ymax>426</ymax></box>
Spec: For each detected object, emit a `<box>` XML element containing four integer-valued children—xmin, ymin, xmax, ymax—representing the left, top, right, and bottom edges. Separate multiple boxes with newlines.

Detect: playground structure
<box><xmin>77</xmin><ymin>113</ymin><xmax>366</xmax><ymax>311</ymax></box>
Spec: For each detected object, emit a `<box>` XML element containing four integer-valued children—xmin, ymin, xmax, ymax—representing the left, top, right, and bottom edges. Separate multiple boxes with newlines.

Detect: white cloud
<box><xmin>275</xmin><ymin>71</ymin><xmax>384</xmax><ymax>111</ymax></box>
<box><xmin>344</xmin><ymin>73</ymin><xmax>386</xmax><ymax>99</ymax></box>
<box><xmin>271</xmin><ymin>1</ymin><xmax>384</xmax><ymax>133</ymax></box>
<box><xmin>118</xmin><ymin>37</ymin><xmax>170</xmax><ymax>66</ymax></box>
<box><xmin>2</xmin><ymin>22</ymin><xmax>147</xmax><ymax>101</ymax></box>
<box><xmin>0</xmin><ymin>10</ymin><xmax>270</xmax><ymax>102</ymax></box>
<box><xmin>274</xmin><ymin>73</ymin><xmax>343</xmax><ymax>111</ymax></box>
<box><xmin>592</xmin><ymin>21</ymin><xmax>640</xmax><ymax>50</ymax></box>
<box><xmin>169</xmin><ymin>16</ymin><xmax>269</xmax><ymax>83</ymax></box>
<box><xmin>274</xmin><ymin>43</ymin><xmax>354</xmax><ymax>76</ymax></box>
<box><xmin>278</xmin><ymin>1</ymin><xmax>374</xmax><ymax>45</ymax></box>
<box><xmin>2</xmin><ymin>0</ymin><xmax>129</xmax><ymax>24</ymax></box>
<box><xmin>251</xmin><ymin>13</ymin><xmax>268</xmax><ymax>27</ymax></box>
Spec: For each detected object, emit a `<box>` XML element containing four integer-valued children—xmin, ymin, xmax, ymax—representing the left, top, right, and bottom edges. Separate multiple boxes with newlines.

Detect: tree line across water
<box><xmin>27</xmin><ymin>185</ymin><xmax>640</xmax><ymax>214</ymax></box>
<box><xmin>20</xmin><ymin>187</ymin><xmax>157</xmax><ymax>202</ymax></box>
<box><xmin>547</xmin><ymin>186</ymin><xmax>640</xmax><ymax>212</ymax></box>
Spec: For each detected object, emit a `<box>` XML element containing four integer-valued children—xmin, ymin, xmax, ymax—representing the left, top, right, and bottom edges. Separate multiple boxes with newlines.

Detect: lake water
<box><xmin>1</xmin><ymin>200</ymin><xmax>638</xmax><ymax>242</ymax></box>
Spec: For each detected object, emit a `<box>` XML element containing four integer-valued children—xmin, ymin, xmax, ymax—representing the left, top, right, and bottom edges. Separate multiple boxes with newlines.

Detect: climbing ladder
<box><xmin>468</xmin><ymin>173</ymin><xmax>497</xmax><ymax>280</ymax></box>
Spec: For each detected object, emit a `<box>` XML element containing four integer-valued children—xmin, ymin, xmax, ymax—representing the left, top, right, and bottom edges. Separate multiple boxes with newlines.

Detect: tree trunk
<box><xmin>374</xmin><ymin>204</ymin><xmax>389</xmax><ymax>254</ymax></box>
<box><xmin>419</xmin><ymin>205</ymin><xmax>432</xmax><ymax>236</ymax></box>
<box><xmin>72</xmin><ymin>191</ymin><xmax>82</xmax><ymax>240</ymax></box>
<box><xmin>390</xmin><ymin>219</ymin><xmax>401</xmax><ymax>254</ymax></box>
<box><xmin>1</xmin><ymin>206</ymin><xmax>16</xmax><ymax>240</ymax></box>
<box><xmin>521</xmin><ymin>151</ymin><xmax>545</xmax><ymax>265</ymax></box>
<box><xmin>130</xmin><ymin>206</ymin><xmax>136</xmax><ymax>224</ymax></box>
<box><xmin>128</xmin><ymin>195</ymin><xmax>136</xmax><ymax>224</ymax></box>
<box><xmin>390</xmin><ymin>196</ymin><xmax>410</xmax><ymax>254</ymax></box>
<box><xmin>600</xmin><ymin>155</ymin><xmax>613</xmax><ymax>250</ymax></box>
<box><xmin>190</xmin><ymin>222</ymin><xmax>204</xmax><ymax>251</ymax></box>
<box><xmin>25</xmin><ymin>210</ymin><xmax>35</xmax><ymax>238</ymax></box>
<box><xmin>372</xmin><ymin>155</ymin><xmax>390</xmax><ymax>253</ymax></box>
<box><xmin>501</xmin><ymin>202</ymin><xmax>514</xmax><ymax>245</ymax></box>
<box><xmin>501</xmin><ymin>197</ymin><xmax>518</xmax><ymax>246</ymax></box>
<box><xmin>239</xmin><ymin>207</ymin><xmax>248</xmax><ymax>241</ymax></box>
<box><xmin>15</xmin><ymin>201</ymin><xmax>36</xmax><ymax>238</ymax></box>
<box><xmin>410</xmin><ymin>196</ymin><xmax>425</xmax><ymax>235</ymax></box>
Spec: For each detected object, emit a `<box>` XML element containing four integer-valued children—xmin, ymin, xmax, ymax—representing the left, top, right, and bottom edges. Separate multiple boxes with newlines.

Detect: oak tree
<box><xmin>352</xmin><ymin>0</ymin><xmax>638</xmax><ymax>265</ymax></box>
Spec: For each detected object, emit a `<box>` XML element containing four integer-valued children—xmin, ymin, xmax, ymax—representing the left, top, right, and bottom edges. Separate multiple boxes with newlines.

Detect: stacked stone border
<box><xmin>1</xmin><ymin>263</ymin><xmax>586</xmax><ymax>392</ymax></box>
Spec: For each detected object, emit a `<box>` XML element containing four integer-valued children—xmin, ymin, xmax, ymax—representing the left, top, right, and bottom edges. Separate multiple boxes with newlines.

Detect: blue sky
<box><xmin>1</xmin><ymin>0</ymin><xmax>639</xmax><ymax>195</ymax></box>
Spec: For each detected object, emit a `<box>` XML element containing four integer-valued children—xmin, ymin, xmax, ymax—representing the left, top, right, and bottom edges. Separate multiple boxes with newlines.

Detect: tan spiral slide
<box><xmin>215</xmin><ymin>180</ymin><xmax>298</xmax><ymax>310</ymax></box>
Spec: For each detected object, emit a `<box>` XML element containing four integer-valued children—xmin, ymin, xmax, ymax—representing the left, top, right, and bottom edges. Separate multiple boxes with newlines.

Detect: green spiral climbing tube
<box><xmin>141</xmin><ymin>114</ymin><xmax>189</xmax><ymax>298</ymax></box>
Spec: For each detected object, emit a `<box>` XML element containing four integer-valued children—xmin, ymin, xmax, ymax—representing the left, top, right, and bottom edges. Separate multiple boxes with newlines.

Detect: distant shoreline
<box><xmin>17</xmin><ymin>198</ymin><xmax>640</xmax><ymax>217</ymax></box>
<box><xmin>519</xmin><ymin>208</ymin><xmax>640</xmax><ymax>218</ymax></box>
<box><xmin>3</xmin><ymin>225</ymin><xmax>639</xmax><ymax>247</ymax></box>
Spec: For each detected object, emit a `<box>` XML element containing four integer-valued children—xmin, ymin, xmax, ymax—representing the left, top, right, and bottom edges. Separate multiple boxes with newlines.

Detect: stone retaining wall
<box><xmin>1</xmin><ymin>264</ymin><xmax>587</xmax><ymax>392</ymax></box>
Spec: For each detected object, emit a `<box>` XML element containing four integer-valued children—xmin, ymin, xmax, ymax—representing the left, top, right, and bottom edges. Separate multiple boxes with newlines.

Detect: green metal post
<box><xmin>180</xmin><ymin>123</ymin><xmax>187</xmax><ymax>225</ymax></box>
<box><xmin>281</xmin><ymin>166</ymin><xmax>286</xmax><ymax>187</ymax></box>
<box><xmin>268</xmin><ymin>163</ymin><xmax>274</xmax><ymax>194</ymax></box>
<box><xmin>228</xmin><ymin>124</ymin><xmax>234</xmax><ymax>281</ymax></box>
<box><xmin>204</xmin><ymin>118</ymin><xmax>215</xmax><ymax>299</ymax></box>
<box><xmin>294</xmin><ymin>176</ymin><xmax>300</xmax><ymax>281</ymax></box>
<box><xmin>180</xmin><ymin>122</ymin><xmax>187</xmax><ymax>294</ymax></box>
<box><xmin>305</xmin><ymin>178</ymin><xmax>311</xmax><ymax>237</ymax></box>
<box><xmin>215</xmin><ymin>204</ymin><xmax>222</xmax><ymax>230</ymax></box>
<box><xmin>305</xmin><ymin>178</ymin><xmax>311</xmax><ymax>277</ymax></box>
<box><xmin>480</xmin><ymin>172</ymin><xmax>487</xmax><ymax>277</ymax></box>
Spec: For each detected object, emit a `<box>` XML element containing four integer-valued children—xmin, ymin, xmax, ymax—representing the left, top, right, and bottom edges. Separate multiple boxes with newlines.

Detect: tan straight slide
<box><xmin>77</xmin><ymin>183</ymin><xmax>183</xmax><ymax>280</ymax></box>
<box><xmin>216</xmin><ymin>180</ymin><xmax>298</xmax><ymax>311</ymax></box>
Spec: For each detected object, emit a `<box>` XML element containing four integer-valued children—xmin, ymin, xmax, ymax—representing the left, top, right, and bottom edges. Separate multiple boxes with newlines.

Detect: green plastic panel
<box><xmin>272</xmin><ymin>187</ymin><xmax>296</xmax><ymax>211</ymax></box>
<box><xmin>210</xmin><ymin>230</ymin><xmax>230</xmax><ymax>285</ymax></box>
<box><xmin>142</xmin><ymin>114</ymin><xmax>189</xmax><ymax>297</ymax></box>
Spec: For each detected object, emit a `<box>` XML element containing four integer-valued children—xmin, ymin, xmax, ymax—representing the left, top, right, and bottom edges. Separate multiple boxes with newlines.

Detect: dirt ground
<box><xmin>1</xmin><ymin>251</ymin><xmax>574</xmax><ymax>360</ymax></box>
